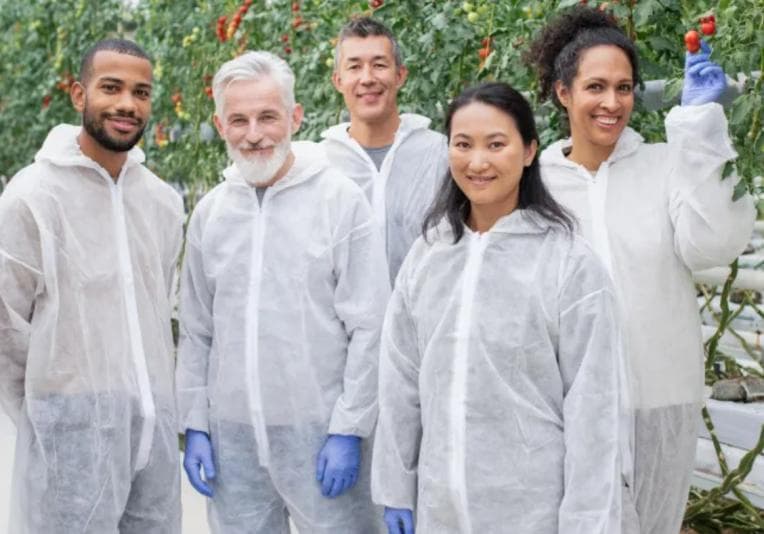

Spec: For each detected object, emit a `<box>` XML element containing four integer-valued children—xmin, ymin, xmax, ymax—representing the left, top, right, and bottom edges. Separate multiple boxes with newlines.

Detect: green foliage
<box><xmin>2</xmin><ymin>0</ymin><xmax>762</xmax><ymax>193</ymax></box>
<box><xmin>1</xmin><ymin>0</ymin><xmax>763</xmax><ymax>529</ymax></box>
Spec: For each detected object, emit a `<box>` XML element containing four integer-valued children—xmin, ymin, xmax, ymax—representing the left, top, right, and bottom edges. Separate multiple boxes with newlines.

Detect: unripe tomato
<box><xmin>684</xmin><ymin>30</ymin><xmax>700</xmax><ymax>53</ymax></box>
<box><xmin>700</xmin><ymin>21</ymin><xmax>715</xmax><ymax>36</ymax></box>
<box><xmin>462</xmin><ymin>2</ymin><xmax>474</xmax><ymax>12</ymax></box>
<box><xmin>467</xmin><ymin>11</ymin><xmax>479</xmax><ymax>23</ymax></box>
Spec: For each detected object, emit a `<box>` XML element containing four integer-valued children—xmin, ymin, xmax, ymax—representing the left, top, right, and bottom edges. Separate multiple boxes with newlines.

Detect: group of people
<box><xmin>0</xmin><ymin>6</ymin><xmax>755</xmax><ymax>534</ymax></box>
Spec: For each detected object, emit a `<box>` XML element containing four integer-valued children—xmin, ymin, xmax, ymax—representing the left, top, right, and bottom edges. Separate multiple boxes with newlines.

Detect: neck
<box><xmin>347</xmin><ymin>113</ymin><xmax>401</xmax><ymax>148</ymax></box>
<box><xmin>77</xmin><ymin>130</ymin><xmax>128</xmax><ymax>182</ymax></box>
<box><xmin>468</xmin><ymin>200</ymin><xmax>518</xmax><ymax>234</ymax></box>
<box><xmin>566</xmin><ymin>135</ymin><xmax>616</xmax><ymax>172</ymax></box>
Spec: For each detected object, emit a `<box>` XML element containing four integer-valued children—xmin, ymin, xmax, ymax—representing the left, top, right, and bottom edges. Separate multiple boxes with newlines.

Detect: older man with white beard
<box><xmin>175</xmin><ymin>51</ymin><xmax>389</xmax><ymax>533</ymax></box>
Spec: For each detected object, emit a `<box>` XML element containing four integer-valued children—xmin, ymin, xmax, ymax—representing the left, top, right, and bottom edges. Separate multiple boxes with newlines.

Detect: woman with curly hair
<box><xmin>526</xmin><ymin>6</ymin><xmax>755</xmax><ymax>534</ymax></box>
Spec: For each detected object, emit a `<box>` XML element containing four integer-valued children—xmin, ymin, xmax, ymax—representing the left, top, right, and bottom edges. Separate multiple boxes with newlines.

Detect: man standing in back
<box><xmin>322</xmin><ymin>17</ymin><xmax>448</xmax><ymax>283</ymax></box>
<box><xmin>0</xmin><ymin>39</ymin><xmax>183</xmax><ymax>533</ymax></box>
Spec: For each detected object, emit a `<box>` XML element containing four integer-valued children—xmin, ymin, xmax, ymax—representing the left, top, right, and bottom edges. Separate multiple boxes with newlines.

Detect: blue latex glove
<box><xmin>384</xmin><ymin>507</ymin><xmax>415</xmax><ymax>534</ymax></box>
<box><xmin>315</xmin><ymin>434</ymin><xmax>361</xmax><ymax>498</ymax></box>
<box><xmin>681</xmin><ymin>40</ymin><xmax>726</xmax><ymax>106</ymax></box>
<box><xmin>183</xmin><ymin>429</ymin><xmax>216</xmax><ymax>497</ymax></box>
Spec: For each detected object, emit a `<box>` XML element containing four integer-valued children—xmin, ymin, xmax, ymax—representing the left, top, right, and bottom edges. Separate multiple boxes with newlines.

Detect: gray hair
<box><xmin>333</xmin><ymin>17</ymin><xmax>403</xmax><ymax>70</ymax></box>
<box><xmin>212</xmin><ymin>51</ymin><xmax>296</xmax><ymax>116</ymax></box>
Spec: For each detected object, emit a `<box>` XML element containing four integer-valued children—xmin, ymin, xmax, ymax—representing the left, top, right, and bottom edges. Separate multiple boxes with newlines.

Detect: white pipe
<box><xmin>694</xmin><ymin>267</ymin><xmax>764</xmax><ymax>291</ymax></box>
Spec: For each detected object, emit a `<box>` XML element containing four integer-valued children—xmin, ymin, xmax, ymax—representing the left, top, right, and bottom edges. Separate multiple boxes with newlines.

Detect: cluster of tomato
<box><xmin>216</xmin><ymin>0</ymin><xmax>253</xmax><ymax>43</ymax></box>
<box><xmin>478</xmin><ymin>37</ymin><xmax>491</xmax><ymax>60</ymax></box>
<box><xmin>684</xmin><ymin>13</ymin><xmax>716</xmax><ymax>53</ymax></box>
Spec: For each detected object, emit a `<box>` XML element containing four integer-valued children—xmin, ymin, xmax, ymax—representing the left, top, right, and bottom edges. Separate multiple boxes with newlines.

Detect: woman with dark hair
<box><xmin>526</xmin><ymin>6</ymin><xmax>756</xmax><ymax>534</ymax></box>
<box><xmin>370</xmin><ymin>82</ymin><xmax>626</xmax><ymax>533</ymax></box>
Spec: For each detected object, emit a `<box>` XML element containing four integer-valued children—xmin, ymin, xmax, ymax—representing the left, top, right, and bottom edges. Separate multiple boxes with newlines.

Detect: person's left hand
<box><xmin>681</xmin><ymin>40</ymin><xmax>727</xmax><ymax>106</ymax></box>
<box><xmin>316</xmin><ymin>434</ymin><xmax>361</xmax><ymax>498</ymax></box>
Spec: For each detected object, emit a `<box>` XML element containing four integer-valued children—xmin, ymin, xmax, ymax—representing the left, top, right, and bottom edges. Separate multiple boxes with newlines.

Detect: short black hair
<box><xmin>79</xmin><ymin>39</ymin><xmax>151</xmax><ymax>84</ymax></box>
<box><xmin>334</xmin><ymin>17</ymin><xmax>403</xmax><ymax>67</ymax></box>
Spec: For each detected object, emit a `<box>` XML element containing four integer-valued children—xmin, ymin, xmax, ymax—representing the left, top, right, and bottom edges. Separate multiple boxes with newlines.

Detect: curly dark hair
<box><xmin>524</xmin><ymin>6</ymin><xmax>640</xmax><ymax>108</ymax></box>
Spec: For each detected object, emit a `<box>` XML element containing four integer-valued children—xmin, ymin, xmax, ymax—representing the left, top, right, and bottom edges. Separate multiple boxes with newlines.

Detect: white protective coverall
<box><xmin>176</xmin><ymin>141</ymin><xmax>390</xmax><ymax>533</ymax></box>
<box><xmin>371</xmin><ymin>210</ymin><xmax>624</xmax><ymax>534</ymax></box>
<box><xmin>0</xmin><ymin>124</ymin><xmax>184</xmax><ymax>533</ymax></box>
<box><xmin>540</xmin><ymin>103</ymin><xmax>756</xmax><ymax>534</ymax></box>
<box><xmin>321</xmin><ymin>113</ymin><xmax>448</xmax><ymax>283</ymax></box>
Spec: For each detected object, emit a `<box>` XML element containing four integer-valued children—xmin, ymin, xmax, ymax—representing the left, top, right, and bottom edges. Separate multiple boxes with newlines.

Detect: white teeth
<box><xmin>596</xmin><ymin>116</ymin><xmax>618</xmax><ymax>125</ymax></box>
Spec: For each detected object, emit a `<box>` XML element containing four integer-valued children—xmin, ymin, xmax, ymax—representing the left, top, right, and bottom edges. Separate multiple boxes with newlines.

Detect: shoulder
<box><xmin>135</xmin><ymin>166</ymin><xmax>184</xmax><ymax>216</ymax></box>
<box><xmin>556</xmin><ymin>229</ymin><xmax>612</xmax><ymax>294</ymax></box>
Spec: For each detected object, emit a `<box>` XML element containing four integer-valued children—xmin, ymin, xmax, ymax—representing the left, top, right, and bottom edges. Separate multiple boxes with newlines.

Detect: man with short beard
<box><xmin>0</xmin><ymin>39</ymin><xmax>183</xmax><ymax>532</ymax></box>
<box><xmin>176</xmin><ymin>51</ymin><xmax>389</xmax><ymax>533</ymax></box>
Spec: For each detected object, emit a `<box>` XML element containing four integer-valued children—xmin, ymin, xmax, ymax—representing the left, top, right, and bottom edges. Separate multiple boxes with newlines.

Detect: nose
<box><xmin>467</xmin><ymin>150</ymin><xmax>490</xmax><ymax>173</ymax></box>
<box><xmin>600</xmin><ymin>88</ymin><xmax>620</xmax><ymax>110</ymax></box>
<box><xmin>359</xmin><ymin>64</ymin><xmax>374</xmax><ymax>85</ymax></box>
<box><xmin>115</xmin><ymin>90</ymin><xmax>138</xmax><ymax>114</ymax></box>
<box><xmin>245</xmin><ymin>121</ymin><xmax>266</xmax><ymax>145</ymax></box>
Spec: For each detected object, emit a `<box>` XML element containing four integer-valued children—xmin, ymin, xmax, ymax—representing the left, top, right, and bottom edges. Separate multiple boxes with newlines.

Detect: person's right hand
<box><xmin>384</xmin><ymin>507</ymin><xmax>414</xmax><ymax>534</ymax></box>
<box><xmin>183</xmin><ymin>429</ymin><xmax>216</xmax><ymax>497</ymax></box>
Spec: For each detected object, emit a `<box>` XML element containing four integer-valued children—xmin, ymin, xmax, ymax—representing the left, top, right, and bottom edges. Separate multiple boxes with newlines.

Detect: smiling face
<box><xmin>71</xmin><ymin>50</ymin><xmax>152</xmax><ymax>152</ymax></box>
<box><xmin>213</xmin><ymin>76</ymin><xmax>303</xmax><ymax>186</ymax></box>
<box><xmin>555</xmin><ymin>44</ymin><xmax>635</xmax><ymax>165</ymax></box>
<box><xmin>449</xmin><ymin>101</ymin><xmax>537</xmax><ymax>225</ymax></box>
<box><xmin>332</xmin><ymin>35</ymin><xmax>407</xmax><ymax>125</ymax></box>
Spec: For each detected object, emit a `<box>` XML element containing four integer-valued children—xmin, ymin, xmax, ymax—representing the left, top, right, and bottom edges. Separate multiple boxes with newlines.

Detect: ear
<box><xmin>523</xmin><ymin>139</ymin><xmax>538</xmax><ymax>167</ymax></box>
<box><xmin>331</xmin><ymin>70</ymin><xmax>342</xmax><ymax>93</ymax></box>
<box><xmin>395</xmin><ymin>65</ymin><xmax>408</xmax><ymax>89</ymax></box>
<box><xmin>554</xmin><ymin>80</ymin><xmax>570</xmax><ymax>109</ymax></box>
<box><xmin>290</xmin><ymin>103</ymin><xmax>304</xmax><ymax>135</ymax></box>
<box><xmin>70</xmin><ymin>81</ymin><xmax>86</xmax><ymax>113</ymax></box>
<box><xmin>213</xmin><ymin>114</ymin><xmax>225</xmax><ymax>139</ymax></box>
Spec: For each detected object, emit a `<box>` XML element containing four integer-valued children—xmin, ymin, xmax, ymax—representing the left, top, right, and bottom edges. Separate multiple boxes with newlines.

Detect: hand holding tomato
<box><xmin>681</xmin><ymin>40</ymin><xmax>726</xmax><ymax>106</ymax></box>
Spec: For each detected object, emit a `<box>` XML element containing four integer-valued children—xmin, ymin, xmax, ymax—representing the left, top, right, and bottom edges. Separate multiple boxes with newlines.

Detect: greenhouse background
<box><xmin>0</xmin><ymin>0</ymin><xmax>763</xmax><ymax>532</ymax></box>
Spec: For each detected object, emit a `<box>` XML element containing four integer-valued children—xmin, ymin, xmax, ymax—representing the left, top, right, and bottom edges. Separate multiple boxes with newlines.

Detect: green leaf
<box><xmin>732</xmin><ymin>179</ymin><xmax>750</xmax><ymax>201</ymax></box>
<box><xmin>730</xmin><ymin>94</ymin><xmax>756</xmax><ymax>129</ymax></box>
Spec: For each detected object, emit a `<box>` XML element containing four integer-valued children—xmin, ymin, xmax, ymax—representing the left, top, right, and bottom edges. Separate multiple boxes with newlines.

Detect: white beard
<box><xmin>227</xmin><ymin>137</ymin><xmax>292</xmax><ymax>186</ymax></box>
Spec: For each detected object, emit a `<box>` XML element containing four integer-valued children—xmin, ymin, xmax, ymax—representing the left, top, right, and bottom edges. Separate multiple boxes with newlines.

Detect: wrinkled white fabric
<box><xmin>176</xmin><ymin>141</ymin><xmax>389</xmax><ymax>532</ymax></box>
<box><xmin>321</xmin><ymin>113</ymin><xmax>448</xmax><ymax>283</ymax></box>
<box><xmin>541</xmin><ymin>103</ymin><xmax>756</xmax><ymax>534</ymax></box>
<box><xmin>371</xmin><ymin>211</ymin><xmax>624</xmax><ymax>534</ymax></box>
<box><xmin>0</xmin><ymin>124</ymin><xmax>184</xmax><ymax>533</ymax></box>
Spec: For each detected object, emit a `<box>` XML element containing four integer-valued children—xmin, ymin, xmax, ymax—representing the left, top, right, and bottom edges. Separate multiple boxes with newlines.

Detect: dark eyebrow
<box><xmin>345</xmin><ymin>55</ymin><xmax>390</xmax><ymax>63</ymax></box>
<box><xmin>584</xmin><ymin>77</ymin><xmax>633</xmax><ymax>84</ymax></box>
<box><xmin>98</xmin><ymin>77</ymin><xmax>124</xmax><ymax>85</ymax></box>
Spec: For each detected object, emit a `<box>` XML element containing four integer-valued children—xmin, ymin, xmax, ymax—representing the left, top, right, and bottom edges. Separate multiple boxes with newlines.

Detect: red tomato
<box><xmin>684</xmin><ymin>30</ymin><xmax>700</xmax><ymax>53</ymax></box>
<box><xmin>700</xmin><ymin>21</ymin><xmax>715</xmax><ymax>35</ymax></box>
<box><xmin>478</xmin><ymin>47</ymin><xmax>490</xmax><ymax>59</ymax></box>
